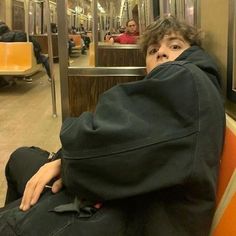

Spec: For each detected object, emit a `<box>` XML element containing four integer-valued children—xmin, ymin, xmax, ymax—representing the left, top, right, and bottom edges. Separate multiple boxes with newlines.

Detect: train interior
<box><xmin>0</xmin><ymin>0</ymin><xmax>236</xmax><ymax>233</ymax></box>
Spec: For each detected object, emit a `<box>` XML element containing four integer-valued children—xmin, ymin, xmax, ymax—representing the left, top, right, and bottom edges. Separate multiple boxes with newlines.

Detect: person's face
<box><xmin>146</xmin><ymin>33</ymin><xmax>190</xmax><ymax>74</ymax></box>
<box><xmin>127</xmin><ymin>20</ymin><xmax>137</xmax><ymax>33</ymax></box>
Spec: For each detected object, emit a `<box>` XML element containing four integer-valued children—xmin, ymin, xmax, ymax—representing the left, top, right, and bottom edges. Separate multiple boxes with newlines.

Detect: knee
<box><xmin>5</xmin><ymin>147</ymin><xmax>29</xmax><ymax>177</ymax></box>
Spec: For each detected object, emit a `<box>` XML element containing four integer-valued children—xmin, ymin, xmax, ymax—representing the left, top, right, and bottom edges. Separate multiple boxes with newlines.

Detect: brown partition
<box><xmin>68</xmin><ymin>75</ymin><xmax>144</xmax><ymax>117</ymax></box>
<box><xmin>32</xmin><ymin>34</ymin><xmax>59</xmax><ymax>58</ymax></box>
<box><xmin>97</xmin><ymin>43</ymin><xmax>145</xmax><ymax>67</ymax></box>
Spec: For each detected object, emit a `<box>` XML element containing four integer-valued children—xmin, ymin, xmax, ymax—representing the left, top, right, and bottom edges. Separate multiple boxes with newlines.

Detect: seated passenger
<box><xmin>110</xmin><ymin>19</ymin><xmax>139</xmax><ymax>44</ymax></box>
<box><xmin>0</xmin><ymin>16</ymin><xmax>225</xmax><ymax>236</ymax></box>
<box><xmin>82</xmin><ymin>32</ymin><xmax>91</xmax><ymax>49</ymax></box>
<box><xmin>50</xmin><ymin>23</ymin><xmax>57</xmax><ymax>33</ymax></box>
<box><xmin>0</xmin><ymin>22</ymin><xmax>51</xmax><ymax>81</ymax></box>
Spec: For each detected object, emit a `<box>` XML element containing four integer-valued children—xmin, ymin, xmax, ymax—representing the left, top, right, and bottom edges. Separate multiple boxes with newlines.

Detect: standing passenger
<box><xmin>0</xmin><ymin>16</ymin><xmax>225</xmax><ymax>236</ymax></box>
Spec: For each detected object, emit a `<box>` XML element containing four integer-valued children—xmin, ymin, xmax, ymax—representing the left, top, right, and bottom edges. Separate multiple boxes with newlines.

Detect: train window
<box><xmin>227</xmin><ymin>0</ymin><xmax>236</xmax><ymax>102</ymax></box>
<box><xmin>184</xmin><ymin>0</ymin><xmax>195</xmax><ymax>26</ymax></box>
<box><xmin>138</xmin><ymin>0</ymin><xmax>153</xmax><ymax>34</ymax></box>
<box><xmin>12</xmin><ymin>0</ymin><xmax>25</xmax><ymax>31</ymax></box>
<box><xmin>96</xmin><ymin>0</ymin><xmax>152</xmax><ymax>40</ymax></box>
<box><xmin>159</xmin><ymin>0</ymin><xmax>199</xmax><ymax>26</ymax></box>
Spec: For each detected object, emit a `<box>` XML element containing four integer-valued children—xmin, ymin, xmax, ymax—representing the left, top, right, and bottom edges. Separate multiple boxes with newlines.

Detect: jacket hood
<box><xmin>175</xmin><ymin>46</ymin><xmax>222</xmax><ymax>88</ymax></box>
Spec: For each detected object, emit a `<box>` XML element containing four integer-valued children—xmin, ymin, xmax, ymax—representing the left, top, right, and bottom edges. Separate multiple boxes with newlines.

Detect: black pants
<box><xmin>0</xmin><ymin>147</ymin><xmax>126</xmax><ymax>235</ymax></box>
<box><xmin>5</xmin><ymin>146</ymin><xmax>50</xmax><ymax>205</ymax></box>
<box><xmin>39</xmin><ymin>54</ymin><xmax>51</xmax><ymax>79</ymax></box>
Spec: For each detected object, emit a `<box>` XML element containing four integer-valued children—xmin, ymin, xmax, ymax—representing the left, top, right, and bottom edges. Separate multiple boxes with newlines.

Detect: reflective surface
<box><xmin>227</xmin><ymin>0</ymin><xmax>236</xmax><ymax>102</ymax></box>
<box><xmin>159</xmin><ymin>0</ymin><xmax>198</xmax><ymax>26</ymax></box>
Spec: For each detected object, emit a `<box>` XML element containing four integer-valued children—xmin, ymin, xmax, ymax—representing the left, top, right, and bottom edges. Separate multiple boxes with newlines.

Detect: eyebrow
<box><xmin>147</xmin><ymin>36</ymin><xmax>187</xmax><ymax>50</ymax></box>
<box><xmin>165</xmin><ymin>36</ymin><xmax>186</xmax><ymax>43</ymax></box>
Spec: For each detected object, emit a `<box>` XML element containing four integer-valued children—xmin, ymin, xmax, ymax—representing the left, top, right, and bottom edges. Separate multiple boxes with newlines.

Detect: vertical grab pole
<box><xmin>45</xmin><ymin>0</ymin><xmax>57</xmax><ymax>117</ymax></box>
<box><xmin>24</xmin><ymin>0</ymin><xmax>29</xmax><ymax>41</ymax></box>
<box><xmin>92</xmin><ymin>0</ymin><xmax>98</xmax><ymax>66</ymax></box>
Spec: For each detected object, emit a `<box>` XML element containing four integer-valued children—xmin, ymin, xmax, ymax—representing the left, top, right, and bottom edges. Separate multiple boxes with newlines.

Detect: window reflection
<box><xmin>159</xmin><ymin>0</ymin><xmax>197</xmax><ymax>26</ymax></box>
<box><xmin>185</xmin><ymin>0</ymin><xmax>194</xmax><ymax>26</ymax></box>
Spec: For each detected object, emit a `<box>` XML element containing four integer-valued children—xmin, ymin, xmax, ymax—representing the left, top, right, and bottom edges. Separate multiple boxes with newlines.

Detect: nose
<box><xmin>157</xmin><ymin>45</ymin><xmax>168</xmax><ymax>59</ymax></box>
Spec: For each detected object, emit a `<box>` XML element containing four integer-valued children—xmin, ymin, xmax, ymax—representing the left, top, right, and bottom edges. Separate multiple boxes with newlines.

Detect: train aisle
<box><xmin>0</xmin><ymin>67</ymin><xmax>62</xmax><ymax>207</ymax></box>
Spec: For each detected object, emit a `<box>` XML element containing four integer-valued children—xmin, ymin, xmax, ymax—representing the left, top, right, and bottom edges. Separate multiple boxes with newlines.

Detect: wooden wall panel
<box><xmin>33</xmin><ymin>34</ymin><xmax>59</xmax><ymax>58</ymax></box>
<box><xmin>68</xmin><ymin>75</ymin><xmax>144</xmax><ymax>117</ymax></box>
<box><xmin>97</xmin><ymin>47</ymin><xmax>145</xmax><ymax>67</ymax></box>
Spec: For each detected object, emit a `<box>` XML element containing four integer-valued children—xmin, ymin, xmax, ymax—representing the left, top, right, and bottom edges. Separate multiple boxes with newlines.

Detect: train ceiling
<box><xmin>64</xmin><ymin>0</ymin><xmax>124</xmax><ymax>18</ymax></box>
<box><xmin>49</xmin><ymin>0</ymin><xmax>138</xmax><ymax>20</ymax></box>
<box><xmin>67</xmin><ymin>0</ymin><xmax>122</xmax><ymax>11</ymax></box>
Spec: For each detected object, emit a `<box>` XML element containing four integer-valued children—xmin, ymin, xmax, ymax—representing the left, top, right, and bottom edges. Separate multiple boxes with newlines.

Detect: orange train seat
<box><xmin>210</xmin><ymin>116</ymin><xmax>236</xmax><ymax>236</ymax></box>
<box><xmin>0</xmin><ymin>42</ymin><xmax>41</xmax><ymax>76</ymax></box>
<box><xmin>211</xmin><ymin>176</ymin><xmax>236</xmax><ymax>236</ymax></box>
<box><xmin>216</xmin><ymin>126</ymin><xmax>236</xmax><ymax>204</ymax></box>
<box><xmin>69</xmin><ymin>34</ymin><xmax>82</xmax><ymax>50</ymax></box>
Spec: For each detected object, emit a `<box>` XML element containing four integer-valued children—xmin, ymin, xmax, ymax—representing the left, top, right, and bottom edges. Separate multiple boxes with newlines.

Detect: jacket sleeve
<box><xmin>114</xmin><ymin>35</ymin><xmax>121</xmax><ymax>43</ymax></box>
<box><xmin>60</xmin><ymin>62</ymin><xmax>211</xmax><ymax>202</ymax></box>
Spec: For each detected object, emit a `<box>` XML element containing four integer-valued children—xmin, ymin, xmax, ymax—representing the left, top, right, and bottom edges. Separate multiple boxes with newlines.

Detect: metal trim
<box><xmin>68</xmin><ymin>67</ymin><xmax>146</xmax><ymax>77</ymax></box>
<box><xmin>98</xmin><ymin>43</ymin><xmax>142</xmax><ymax>49</ymax></box>
<box><xmin>45</xmin><ymin>0</ymin><xmax>57</xmax><ymax>117</ymax></box>
<box><xmin>57</xmin><ymin>0</ymin><xmax>70</xmax><ymax>120</ymax></box>
<box><xmin>92</xmin><ymin>0</ymin><xmax>98</xmax><ymax>66</ymax></box>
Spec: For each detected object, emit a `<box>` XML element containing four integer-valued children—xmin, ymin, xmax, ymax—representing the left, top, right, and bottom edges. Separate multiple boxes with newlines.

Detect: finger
<box><xmin>19</xmin><ymin>160</ymin><xmax>61</xmax><ymax>211</ymax></box>
<box><xmin>30</xmin><ymin>182</ymin><xmax>46</xmax><ymax>206</ymax></box>
<box><xmin>52</xmin><ymin>178</ymin><xmax>63</xmax><ymax>193</ymax></box>
<box><xmin>20</xmin><ymin>171</ymin><xmax>45</xmax><ymax>211</ymax></box>
<box><xmin>20</xmin><ymin>179</ymin><xmax>37</xmax><ymax>211</ymax></box>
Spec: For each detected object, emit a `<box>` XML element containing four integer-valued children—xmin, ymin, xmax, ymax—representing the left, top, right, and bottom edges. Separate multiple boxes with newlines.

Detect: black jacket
<box><xmin>59</xmin><ymin>46</ymin><xmax>225</xmax><ymax>235</ymax></box>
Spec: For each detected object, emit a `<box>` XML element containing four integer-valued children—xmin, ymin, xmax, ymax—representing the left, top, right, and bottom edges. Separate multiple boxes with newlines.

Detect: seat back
<box><xmin>216</xmin><ymin>123</ymin><xmax>236</xmax><ymax>204</ymax></box>
<box><xmin>210</xmin><ymin>115</ymin><xmax>236</xmax><ymax>236</ymax></box>
<box><xmin>0</xmin><ymin>43</ymin><xmax>6</xmax><ymax>66</ymax></box>
<box><xmin>0</xmin><ymin>42</ymin><xmax>41</xmax><ymax>76</ymax></box>
<box><xmin>5</xmin><ymin>42</ymin><xmax>33</xmax><ymax>68</ymax></box>
<box><xmin>69</xmin><ymin>34</ymin><xmax>82</xmax><ymax>48</ymax></box>
<box><xmin>0</xmin><ymin>42</ymin><xmax>34</xmax><ymax>68</ymax></box>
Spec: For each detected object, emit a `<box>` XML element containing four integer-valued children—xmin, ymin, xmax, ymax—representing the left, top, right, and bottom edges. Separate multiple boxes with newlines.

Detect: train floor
<box><xmin>0</xmin><ymin>53</ymin><xmax>89</xmax><ymax>207</ymax></box>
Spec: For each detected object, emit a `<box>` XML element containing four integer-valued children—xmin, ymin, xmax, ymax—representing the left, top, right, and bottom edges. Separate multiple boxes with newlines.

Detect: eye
<box><xmin>170</xmin><ymin>44</ymin><xmax>182</xmax><ymax>50</ymax></box>
<box><xmin>148</xmin><ymin>48</ymin><xmax>158</xmax><ymax>55</ymax></box>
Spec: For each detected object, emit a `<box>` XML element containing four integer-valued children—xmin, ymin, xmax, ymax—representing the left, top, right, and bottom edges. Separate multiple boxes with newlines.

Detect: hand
<box><xmin>109</xmin><ymin>37</ymin><xmax>114</xmax><ymax>44</ymax></box>
<box><xmin>19</xmin><ymin>159</ymin><xmax>62</xmax><ymax>211</ymax></box>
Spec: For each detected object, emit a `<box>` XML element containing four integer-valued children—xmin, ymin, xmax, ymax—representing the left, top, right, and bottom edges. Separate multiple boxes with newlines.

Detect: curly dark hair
<box><xmin>139</xmin><ymin>16</ymin><xmax>202</xmax><ymax>55</ymax></box>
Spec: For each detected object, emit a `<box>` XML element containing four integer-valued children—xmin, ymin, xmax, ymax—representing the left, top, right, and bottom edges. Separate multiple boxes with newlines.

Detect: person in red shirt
<box><xmin>111</xmin><ymin>19</ymin><xmax>139</xmax><ymax>44</ymax></box>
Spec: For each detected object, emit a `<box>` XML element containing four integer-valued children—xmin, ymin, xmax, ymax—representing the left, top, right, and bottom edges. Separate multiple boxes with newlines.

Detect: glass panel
<box><xmin>12</xmin><ymin>0</ymin><xmax>25</xmax><ymax>31</ymax></box>
<box><xmin>35</xmin><ymin>2</ymin><xmax>42</xmax><ymax>34</ymax></box>
<box><xmin>185</xmin><ymin>0</ymin><xmax>195</xmax><ymax>25</ymax></box>
<box><xmin>96</xmin><ymin>0</ymin><xmax>144</xmax><ymax>41</ymax></box>
<box><xmin>227</xmin><ymin>0</ymin><xmax>236</xmax><ymax>102</ymax></box>
<box><xmin>138</xmin><ymin>0</ymin><xmax>153</xmax><ymax>33</ymax></box>
<box><xmin>28</xmin><ymin>1</ymin><xmax>42</xmax><ymax>35</ymax></box>
<box><xmin>159</xmin><ymin>0</ymin><xmax>198</xmax><ymax>26</ymax></box>
<box><xmin>28</xmin><ymin>1</ymin><xmax>34</xmax><ymax>34</ymax></box>
<box><xmin>56</xmin><ymin>0</ymin><xmax>148</xmax><ymax>68</ymax></box>
<box><xmin>138</xmin><ymin>0</ymin><xmax>147</xmax><ymax>33</ymax></box>
<box><xmin>232</xmin><ymin>3</ymin><xmax>236</xmax><ymax>91</ymax></box>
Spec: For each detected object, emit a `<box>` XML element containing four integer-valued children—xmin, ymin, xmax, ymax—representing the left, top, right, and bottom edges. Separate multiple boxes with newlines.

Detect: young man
<box><xmin>110</xmin><ymin>19</ymin><xmax>139</xmax><ymax>44</ymax></box>
<box><xmin>0</xmin><ymin>17</ymin><xmax>225</xmax><ymax>236</ymax></box>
